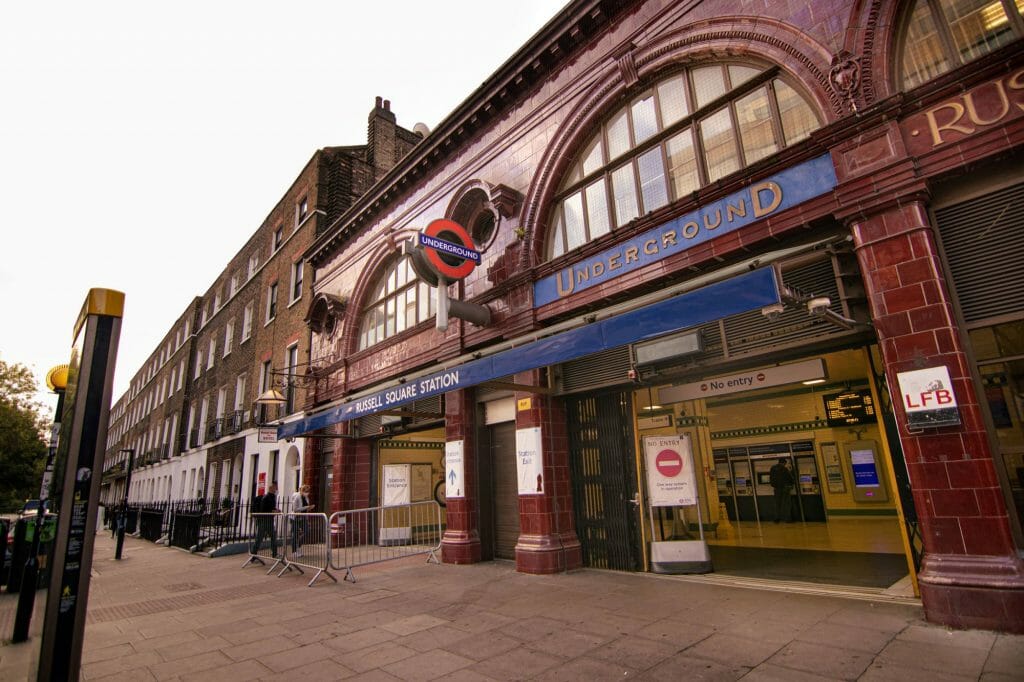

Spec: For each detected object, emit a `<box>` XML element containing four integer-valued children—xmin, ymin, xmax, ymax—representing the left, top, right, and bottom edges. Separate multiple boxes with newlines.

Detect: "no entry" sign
<box><xmin>644</xmin><ymin>435</ymin><xmax>697</xmax><ymax>507</ymax></box>
<box><xmin>655</xmin><ymin>449</ymin><xmax>683</xmax><ymax>477</ymax></box>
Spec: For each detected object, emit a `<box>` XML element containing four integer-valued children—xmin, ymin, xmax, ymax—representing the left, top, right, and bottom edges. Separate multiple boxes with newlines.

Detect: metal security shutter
<box><xmin>560</xmin><ymin>346</ymin><xmax>631</xmax><ymax>393</ymax></box>
<box><xmin>567</xmin><ymin>390</ymin><xmax>642</xmax><ymax>571</ymax></box>
<box><xmin>490</xmin><ymin>422</ymin><xmax>520</xmax><ymax>559</ymax></box>
<box><xmin>936</xmin><ymin>182</ymin><xmax>1024</xmax><ymax>322</ymax></box>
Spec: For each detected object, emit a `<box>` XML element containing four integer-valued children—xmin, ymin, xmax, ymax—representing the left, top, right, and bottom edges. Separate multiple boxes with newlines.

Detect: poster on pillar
<box><xmin>516</xmin><ymin>427</ymin><xmax>544</xmax><ymax>495</ymax></box>
<box><xmin>445</xmin><ymin>440</ymin><xmax>464</xmax><ymax>498</ymax></box>
<box><xmin>383</xmin><ymin>464</ymin><xmax>412</xmax><ymax>507</ymax></box>
<box><xmin>644</xmin><ymin>434</ymin><xmax>698</xmax><ymax>507</ymax></box>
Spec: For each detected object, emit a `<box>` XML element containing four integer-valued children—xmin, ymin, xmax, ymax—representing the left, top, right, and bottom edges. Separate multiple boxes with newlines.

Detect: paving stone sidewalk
<box><xmin>1</xmin><ymin>533</ymin><xmax>1022</xmax><ymax>680</ymax></box>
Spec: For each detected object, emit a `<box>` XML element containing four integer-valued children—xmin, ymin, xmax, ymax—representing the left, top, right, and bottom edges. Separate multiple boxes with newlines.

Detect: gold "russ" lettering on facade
<box><xmin>923</xmin><ymin>67</ymin><xmax>1024</xmax><ymax>147</ymax></box>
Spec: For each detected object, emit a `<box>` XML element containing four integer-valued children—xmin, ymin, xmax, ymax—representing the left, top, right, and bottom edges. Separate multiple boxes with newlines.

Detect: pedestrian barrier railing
<box><xmin>280</xmin><ymin>512</ymin><xmax>337</xmax><ymax>586</ymax></box>
<box><xmin>328</xmin><ymin>501</ymin><xmax>442</xmax><ymax>582</ymax></box>
<box><xmin>242</xmin><ymin>512</ymin><xmax>288</xmax><ymax>574</ymax></box>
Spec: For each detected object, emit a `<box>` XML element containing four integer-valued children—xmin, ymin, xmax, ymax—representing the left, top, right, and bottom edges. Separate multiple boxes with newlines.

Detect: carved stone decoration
<box><xmin>612</xmin><ymin>42</ymin><xmax>639</xmax><ymax>88</ymax></box>
<box><xmin>305</xmin><ymin>293</ymin><xmax>347</xmax><ymax>335</ymax></box>
<box><xmin>829</xmin><ymin>51</ymin><xmax>862</xmax><ymax>113</ymax></box>
<box><xmin>489</xmin><ymin>184</ymin><xmax>522</xmax><ymax>219</ymax></box>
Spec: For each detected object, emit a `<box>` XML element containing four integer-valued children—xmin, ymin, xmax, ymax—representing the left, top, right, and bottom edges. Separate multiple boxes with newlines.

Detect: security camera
<box><xmin>807</xmin><ymin>297</ymin><xmax>832</xmax><ymax>316</ymax></box>
<box><xmin>761</xmin><ymin>303</ymin><xmax>785</xmax><ymax>322</ymax></box>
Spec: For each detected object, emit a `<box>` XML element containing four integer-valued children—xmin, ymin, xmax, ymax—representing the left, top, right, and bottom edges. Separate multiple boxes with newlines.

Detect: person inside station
<box><xmin>769</xmin><ymin>458</ymin><xmax>795</xmax><ymax>523</ymax></box>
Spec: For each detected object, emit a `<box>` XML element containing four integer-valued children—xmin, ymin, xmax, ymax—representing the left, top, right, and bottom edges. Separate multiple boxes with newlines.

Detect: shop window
<box><xmin>546</xmin><ymin>61</ymin><xmax>821</xmax><ymax>260</ymax></box>
<box><xmin>357</xmin><ymin>257</ymin><xmax>436</xmax><ymax>350</ymax></box>
<box><xmin>899</xmin><ymin>0</ymin><xmax>1023</xmax><ymax>90</ymax></box>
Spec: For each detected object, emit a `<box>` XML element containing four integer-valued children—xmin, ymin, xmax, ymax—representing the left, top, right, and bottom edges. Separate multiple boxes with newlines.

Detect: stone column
<box><xmin>301</xmin><ymin>436</ymin><xmax>320</xmax><ymax>508</ymax></box>
<box><xmin>513</xmin><ymin>369</ymin><xmax>582</xmax><ymax>574</ymax></box>
<box><xmin>331</xmin><ymin>428</ymin><xmax>371</xmax><ymax>513</ymax></box>
<box><xmin>849</xmin><ymin>201</ymin><xmax>1024</xmax><ymax>633</ymax></box>
<box><xmin>442</xmin><ymin>388</ymin><xmax>481</xmax><ymax>563</ymax></box>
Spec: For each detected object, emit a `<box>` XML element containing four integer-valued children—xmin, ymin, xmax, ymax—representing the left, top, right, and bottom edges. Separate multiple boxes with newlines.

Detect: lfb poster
<box><xmin>644</xmin><ymin>434</ymin><xmax>698</xmax><ymax>507</ymax></box>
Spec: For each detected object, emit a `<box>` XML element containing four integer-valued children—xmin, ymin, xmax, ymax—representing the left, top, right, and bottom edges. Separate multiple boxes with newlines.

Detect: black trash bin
<box><xmin>6</xmin><ymin>518</ymin><xmax>28</xmax><ymax>594</ymax></box>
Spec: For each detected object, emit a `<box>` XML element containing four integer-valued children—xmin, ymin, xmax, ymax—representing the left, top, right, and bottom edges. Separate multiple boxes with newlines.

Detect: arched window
<box><xmin>357</xmin><ymin>257</ymin><xmax>437</xmax><ymax>350</ymax></box>
<box><xmin>546</xmin><ymin>62</ymin><xmax>821</xmax><ymax>260</ymax></box>
<box><xmin>900</xmin><ymin>0</ymin><xmax>1024</xmax><ymax>90</ymax></box>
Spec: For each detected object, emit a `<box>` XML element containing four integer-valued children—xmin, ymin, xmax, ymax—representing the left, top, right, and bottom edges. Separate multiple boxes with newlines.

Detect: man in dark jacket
<box><xmin>769</xmin><ymin>458</ymin><xmax>795</xmax><ymax>523</ymax></box>
<box><xmin>251</xmin><ymin>483</ymin><xmax>279</xmax><ymax>557</ymax></box>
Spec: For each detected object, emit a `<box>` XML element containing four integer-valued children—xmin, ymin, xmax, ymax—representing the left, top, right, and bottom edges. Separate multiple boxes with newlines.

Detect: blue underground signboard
<box><xmin>278</xmin><ymin>267</ymin><xmax>781</xmax><ymax>439</ymax></box>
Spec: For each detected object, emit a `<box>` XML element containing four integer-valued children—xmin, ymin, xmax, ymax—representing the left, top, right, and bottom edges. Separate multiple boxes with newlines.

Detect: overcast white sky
<box><xmin>1</xmin><ymin>1</ymin><xmax>565</xmax><ymax>413</ymax></box>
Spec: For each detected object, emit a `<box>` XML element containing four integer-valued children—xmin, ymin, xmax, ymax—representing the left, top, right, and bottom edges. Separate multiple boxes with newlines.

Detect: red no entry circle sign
<box><xmin>655</xmin><ymin>449</ymin><xmax>683</xmax><ymax>477</ymax></box>
<box><xmin>421</xmin><ymin>219</ymin><xmax>477</xmax><ymax>281</ymax></box>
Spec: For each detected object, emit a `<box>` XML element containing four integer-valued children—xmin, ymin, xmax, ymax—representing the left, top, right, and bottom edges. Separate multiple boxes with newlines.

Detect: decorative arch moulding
<box><xmin>520</xmin><ymin>17</ymin><xmax>846</xmax><ymax>270</ymax></box>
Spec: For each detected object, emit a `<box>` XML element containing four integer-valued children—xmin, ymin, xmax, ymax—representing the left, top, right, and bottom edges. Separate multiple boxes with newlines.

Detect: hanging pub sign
<box><xmin>896</xmin><ymin>365</ymin><xmax>961</xmax><ymax>429</ymax></box>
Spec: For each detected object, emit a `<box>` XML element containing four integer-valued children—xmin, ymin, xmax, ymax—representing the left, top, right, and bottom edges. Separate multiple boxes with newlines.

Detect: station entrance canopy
<box><xmin>277</xmin><ymin>267</ymin><xmax>781</xmax><ymax>440</ymax></box>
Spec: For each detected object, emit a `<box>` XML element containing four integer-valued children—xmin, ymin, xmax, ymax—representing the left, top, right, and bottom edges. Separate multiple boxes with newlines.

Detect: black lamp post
<box><xmin>11</xmin><ymin>364</ymin><xmax>67</xmax><ymax>643</ymax></box>
<box><xmin>114</xmin><ymin>449</ymin><xmax>135</xmax><ymax>560</ymax></box>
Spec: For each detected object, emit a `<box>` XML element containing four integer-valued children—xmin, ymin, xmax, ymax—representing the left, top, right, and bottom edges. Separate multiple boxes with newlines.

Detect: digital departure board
<box><xmin>822</xmin><ymin>389</ymin><xmax>877</xmax><ymax>427</ymax></box>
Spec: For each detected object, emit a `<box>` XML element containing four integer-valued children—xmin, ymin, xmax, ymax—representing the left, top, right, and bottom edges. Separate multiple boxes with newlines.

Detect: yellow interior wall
<box><xmin>376</xmin><ymin>427</ymin><xmax>446</xmax><ymax>511</ymax></box>
<box><xmin>641</xmin><ymin>349</ymin><xmax>899</xmax><ymax>515</ymax></box>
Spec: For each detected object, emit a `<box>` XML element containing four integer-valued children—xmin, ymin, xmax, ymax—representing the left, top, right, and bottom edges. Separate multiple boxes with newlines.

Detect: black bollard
<box><xmin>114</xmin><ymin>507</ymin><xmax>127</xmax><ymax>560</ymax></box>
<box><xmin>0</xmin><ymin>519</ymin><xmax>9</xmax><ymax>588</ymax></box>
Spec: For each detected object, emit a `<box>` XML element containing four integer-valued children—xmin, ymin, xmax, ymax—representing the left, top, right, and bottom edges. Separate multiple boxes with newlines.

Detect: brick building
<box><xmin>103</xmin><ymin>99</ymin><xmax>421</xmax><ymax>512</ymax></box>
<box><xmin>102</xmin><ymin>299</ymin><xmax>201</xmax><ymax>504</ymax></box>
<box><xmin>285</xmin><ymin>0</ymin><xmax>1024</xmax><ymax>633</ymax></box>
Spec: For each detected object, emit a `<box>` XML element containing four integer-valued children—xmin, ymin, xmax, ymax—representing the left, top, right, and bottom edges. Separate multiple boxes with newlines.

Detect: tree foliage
<box><xmin>0</xmin><ymin>359</ymin><xmax>49</xmax><ymax>512</ymax></box>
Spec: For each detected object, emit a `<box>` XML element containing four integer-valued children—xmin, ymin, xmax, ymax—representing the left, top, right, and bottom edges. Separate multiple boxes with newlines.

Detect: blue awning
<box><xmin>278</xmin><ymin>267</ymin><xmax>780</xmax><ymax>439</ymax></box>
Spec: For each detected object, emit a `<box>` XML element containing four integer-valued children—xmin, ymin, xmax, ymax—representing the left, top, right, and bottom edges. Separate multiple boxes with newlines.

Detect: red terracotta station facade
<box><xmin>285</xmin><ymin>0</ymin><xmax>1024</xmax><ymax>633</ymax></box>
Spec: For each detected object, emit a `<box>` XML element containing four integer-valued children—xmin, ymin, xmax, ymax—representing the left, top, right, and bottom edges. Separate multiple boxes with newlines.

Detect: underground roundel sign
<box><xmin>417</xmin><ymin>219</ymin><xmax>480</xmax><ymax>282</ymax></box>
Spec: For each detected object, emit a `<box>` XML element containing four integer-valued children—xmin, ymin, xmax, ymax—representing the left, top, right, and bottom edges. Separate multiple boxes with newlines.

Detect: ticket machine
<box><xmin>731</xmin><ymin>460</ymin><xmax>756</xmax><ymax>521</ymax></box>
<box><xmin>714</xmin><ymin>455</ymin><xmax>736</xmax><ymax>521</ymax></box>
<box><xmin>794</xmin><ymin>455</ymin><xmax>825</xmax><ymax>521</ymax></box>
<box><xmin>844</xmin><ymin>440</ymin><xmax>889</xmax><ymax>502</ymax></box>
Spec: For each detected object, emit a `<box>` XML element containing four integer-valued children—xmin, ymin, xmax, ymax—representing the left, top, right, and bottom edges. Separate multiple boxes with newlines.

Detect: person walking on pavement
<box><xmin>289</xmin><ymin>484</ymin><xmax>313</xmax><ymax>557</ymax></box>
<box><xmin>251</xmin><ymin>483</ymin><xmax>279</xmax><ymax>557</ymax></box>
<box><xmin>769</xmin><ymin>458</ymin><xmax>795</xmax><ymax>523</ymax></box>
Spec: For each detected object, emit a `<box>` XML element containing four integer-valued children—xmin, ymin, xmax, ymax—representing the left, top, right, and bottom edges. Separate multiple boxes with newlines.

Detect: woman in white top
<box><xmin>289</xmin><ymin>484</ymin><xmax>313</xmax><ymax>556</ymax></box>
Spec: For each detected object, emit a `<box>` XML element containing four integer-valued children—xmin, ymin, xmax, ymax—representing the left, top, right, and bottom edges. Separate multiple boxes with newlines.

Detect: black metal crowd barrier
<box><xmin>170</xmin><ymin>511</ymin><xmax>202</xmax><ymax>550</ymax></box>
<box><xmin>138</xmin><ymin>509</ymin><xmax>165</xmax><ymax>542</ymax></box>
